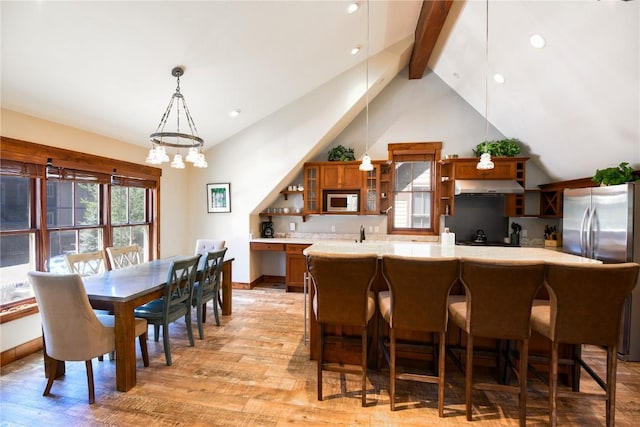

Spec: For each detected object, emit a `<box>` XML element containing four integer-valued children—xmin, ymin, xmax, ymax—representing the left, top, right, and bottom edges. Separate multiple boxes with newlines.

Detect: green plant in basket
<box><xmin>473</xmin><ymin>138</ymin><xmax>521</xmax><ymax>157</ymax></box>
<box><xmin>592</xmin><ymin>162</ymin><xmax>639</xmax><ymax>186</ymax></box>
<box><xmin>327</xmin><ymin>145</ymin><xmax>356</xmax><ymax>161</ymax></box>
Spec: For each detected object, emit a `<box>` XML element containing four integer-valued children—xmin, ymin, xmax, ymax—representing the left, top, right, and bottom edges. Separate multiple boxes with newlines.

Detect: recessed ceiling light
<box><xmin>229</xmin><ymin>109</ymin><xmax>241</xmax><ymax>118</ymax></box>
<box><xmin>493</xmin><ymin>73</ymin><xmax>505</xmax><ymax>84</ymax></box>
<box><xmin>530</xmin><ymin>34</ymin><xmax>546</xmax><ymax>49</ymax></box>
<box><xmin>347</xmin><ymin>2</ymin><xmax>359</xmax><ymax>14</ymax></box>
<box><xmin>351</xmin><ymin>46</ymin><xmax>361</xmax><ymax>55</ymax></box>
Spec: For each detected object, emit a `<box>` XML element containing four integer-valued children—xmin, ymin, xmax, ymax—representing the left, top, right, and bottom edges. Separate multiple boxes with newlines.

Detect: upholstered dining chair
<box><xmin>134</xmin><ymin>255</ymin><xmax>201</xmax><ymax>366</ymax></box>
<box><xmin>192</xmin><ymin>248</ymin><xmax>227</xmax><ymax>338</ymax></box>
<box><xmin>106</xmin><ymin>244</ymin><xmax>142</xmax><ymax>270</ymax></box>
<box><xmin>448</xmin><ymin>258</ymin><xmax>545</xmax><ymax>426</ymax></box>
<box><xmin>306</xmin><ymin>252</ymin><xmax>378</xmax><ymax>407</ymax></box>
<box><xmin>28</xmin><ymin>271</ymin><xmax>146</xmax><ymax>403</ymax></box>
<box><xmin>530</xmin><ymin>262</ymin><xmax>639</xmax><ymax>427</ymax></box>
<box><xmin>379</xmin><ymin>255</ymin><xmax>460</xmax><ymax>414</ymax></box>
<box><xmin>65</xmin><ymin>250</ymin><xmax>109</xmax><ymax>276</ymax></box>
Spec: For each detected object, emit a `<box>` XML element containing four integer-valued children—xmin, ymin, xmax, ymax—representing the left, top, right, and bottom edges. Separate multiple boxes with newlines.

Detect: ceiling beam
<box><xmin>408</xmin><ymin>0</ymin><xmax>454</xmax><ymax>80</ymax></box>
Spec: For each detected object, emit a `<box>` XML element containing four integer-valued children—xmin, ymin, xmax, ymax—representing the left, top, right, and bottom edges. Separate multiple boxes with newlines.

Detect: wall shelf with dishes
<box><xmin>261</xmin><ymin>186</ymin><xmax>307</xmax><ymax>221</ymax></box>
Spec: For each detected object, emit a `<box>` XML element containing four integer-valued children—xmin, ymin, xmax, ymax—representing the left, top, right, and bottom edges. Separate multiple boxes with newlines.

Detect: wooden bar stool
<box><xmin>530</xmin><ymin>262</ymin><xmax>639</xmax><ymax>427</ymax></box>
<box><xmin>379</xmin><ymin>255</ymin><xmax>459</xmax><ymax>414</ymax></box>
<box><xmin>306</xmin><ymin>252</ymin><xmax>378</xmax><ymax>407</ymax></box>
<box><xmin>448</xmin><ymin>258</ymin><xmax>545</xmax><ymax>426</ymax></box>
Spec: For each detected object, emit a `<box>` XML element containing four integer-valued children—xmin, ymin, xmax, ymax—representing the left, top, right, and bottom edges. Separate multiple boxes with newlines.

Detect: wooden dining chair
<box><xmin>530</xmin><ymin>262</ymin><xmax>639</xmax><ymax>427</ymax></box>
<box><xmin>194</xmin><ymin>239</ymin><xmax>226</xmax><ymax>310</ymax></box>
<box><xmin>379</xmin><ymin>255</ymin><xmax>460</xmax><ymax>414</ymax></box>
<box><xmin>106</xmin><ymin>244</ymin><xmax>142</xmax><ymax>270</ymax></box>
<box><xmin>192</xmin><ymin>248</ymin><xmax>227</xmax><ymax>339</ymax></box>
<box><xmin>307</xmin><ymin>252</ymin><xmax>378</xmax><ymax>407</ymax></box>
<box><xmin>134</xmin><ymin>255</ymin><xmax>201</xmax><ymax>366</ymax></box>
<box><xmin>448</xmin><ymin>258</ymin><xmax>545</xmax><ymax>426</ymax></box>
<box><xmin>65</xmin><ymin>250</ymin><xmax>109</xmax><ymax>276</ymax></box>
<box><xmin>29</xmin><ymin>271</ymin><xmax>118</xmax><ymax>403</ymax></box>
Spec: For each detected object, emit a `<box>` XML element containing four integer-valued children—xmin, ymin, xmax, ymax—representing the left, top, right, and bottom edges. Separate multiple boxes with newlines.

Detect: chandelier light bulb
<box><xmin>170</xmin><ymin>154</ymin><xmax>185</xmax><ymax>169</ymax></box>
<box><xmin>185</xmin><ymin>147</ymin><xmax>199</xmax><ymax>163</ymax></box>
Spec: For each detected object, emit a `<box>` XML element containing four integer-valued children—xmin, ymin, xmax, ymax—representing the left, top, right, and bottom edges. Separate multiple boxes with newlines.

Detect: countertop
<box><xmin>301</xmin><ymin>240</ymin><xmax>600</xmax><ymax>264</ymax></box>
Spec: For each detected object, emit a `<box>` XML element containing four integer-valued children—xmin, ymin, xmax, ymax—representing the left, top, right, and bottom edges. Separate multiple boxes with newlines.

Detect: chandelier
<box><xmin>146</xmin><ymin>66</ymin><xmax>207</xmax><ymax>168</ymax></box>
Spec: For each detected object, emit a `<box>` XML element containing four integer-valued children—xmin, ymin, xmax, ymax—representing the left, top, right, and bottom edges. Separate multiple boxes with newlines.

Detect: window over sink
<box><xmin>387</xmin><ymin>142</ymin><xmax>442</xmax><ymax>236</ymax></box>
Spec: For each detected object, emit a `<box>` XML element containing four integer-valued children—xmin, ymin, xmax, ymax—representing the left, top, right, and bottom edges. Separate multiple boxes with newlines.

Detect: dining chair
<box><xmin>192</xmin><ymin>248</ymin><xmax>227</xmax><ymax>339</ymax></box>
<box><xmin>530</xmin><ymin>262</ymin><xmax>639</xmax><ymax>427</ymax></box>
<box><xmin>306</xmin><ymin>252</ymin><xmax>378</xmax><ymax>407</ymax></box>
<box><xmin>194</xmin><ymin>239</ymin><xmax>226</xmax><ymax>310</ymax></box>
<box><xmin>106</xmin><ymin>244</ymin><xmax>142</xmax><ymax>270</ymax></box>
<box><xmin>379</xmin><ymin>255</ymin><xmax>460</xmax><ymax>414</ymax></box>
<box><xmin>28</xmin><ymin>271</ymin><xmax>120</xmax><ymax>403</ymax></box>
<box><xmin>134</xmin><ymin>255</ymin><xmax>201</xmax><ymax>366</ymax></box>
<box><xmin>448</xmin><ymin>258</ymin><xmax>545</xmax><ymax>426</ymax></box>
<box><xmin>65</xmin><ymin>250</ymin><xmax>109</xmax><ymax>276</ymax></box>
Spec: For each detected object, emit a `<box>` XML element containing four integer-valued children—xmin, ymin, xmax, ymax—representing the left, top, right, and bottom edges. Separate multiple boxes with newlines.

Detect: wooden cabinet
<box><xmin>362</xmin><ymin>164</ymin><xmax>379</xmax><ymax>215</ymax></box>
<box><xmin>439</xmin><ymin>157</ymin><xmax>528</xmax><ymax>217</ymax></box>
<box><xmin>250</xmin><ymin>242</ymin><xmax>285</xmax><ymax>252</ymax></box>
<box><xmin>537</xmin><ymin>177</ymin><xmax>597</xmax><ymax>218</ymax></box>
<box><xmin>304</xmin><ymin>164</ymin><xmax>320</xmax><ymax>214</ymax></box>
<box><xmin>285</xmin><ymin>244</ymin><xmax>310</xmax><ymax>292</ymax></box>
<box><xmin>321</xmin><ymin>163</ymin><xmax>362</xmax><ymax>189</ymax></box>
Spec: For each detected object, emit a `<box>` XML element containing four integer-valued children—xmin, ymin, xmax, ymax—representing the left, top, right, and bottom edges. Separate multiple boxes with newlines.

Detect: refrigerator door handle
<box><xmin>588</xmin><ymin>207</ymin><xmax>597</xmax><ymax>258</ymax></box>
<box><xmin>579</xmin><ymin>207</ymin><xmax>590</xmax><ymax>257</ymax></box>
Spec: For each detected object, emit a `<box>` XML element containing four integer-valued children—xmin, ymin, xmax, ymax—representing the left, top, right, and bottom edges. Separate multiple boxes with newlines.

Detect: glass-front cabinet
<box><xmin>304</xmin><ymin>164</ymin><xmax>320</xmax><ymax>214</ymax></box>
<box><xmin>362</xmin><ymin>164</ymin><xmax>379</xmax><ymax>215</ymax></box>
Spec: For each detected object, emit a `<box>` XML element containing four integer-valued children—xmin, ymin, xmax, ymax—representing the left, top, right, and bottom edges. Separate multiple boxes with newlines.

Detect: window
<box><xmin>0</xmin><ymin>137</ymin><xmax>161</xmax><ymax>309</ymax></box>
<box><xmin>388</xmin><ymin>142</ymin><xmax>442</xmax><ymax>235</ymax></box>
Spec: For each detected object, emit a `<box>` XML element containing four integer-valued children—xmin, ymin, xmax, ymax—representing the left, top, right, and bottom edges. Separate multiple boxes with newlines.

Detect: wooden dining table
<box><xmin>46</xmin><ymin>255</ymin><xmax>234</xmax><ymax>392</ymax></box>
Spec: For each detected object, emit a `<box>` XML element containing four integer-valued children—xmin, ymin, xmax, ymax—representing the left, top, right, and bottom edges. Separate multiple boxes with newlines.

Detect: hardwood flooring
<box><xmin>2</xmin><ymin>286</ymin><xmax>640</xmax><ymax>426</ymax></box>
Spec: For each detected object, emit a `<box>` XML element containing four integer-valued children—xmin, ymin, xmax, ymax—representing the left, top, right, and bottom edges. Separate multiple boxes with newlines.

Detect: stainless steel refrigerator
<box><xmin>562</xmin><ymin>183</ymin><xmax>640</xmax><ymax>361</ymax></box>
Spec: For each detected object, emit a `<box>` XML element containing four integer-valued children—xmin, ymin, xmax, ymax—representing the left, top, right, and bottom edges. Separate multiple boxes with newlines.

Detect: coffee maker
<box><xmin>261</xmin><ymin>221</ymin><xmax>274</xmax><ymax>238</ymax></box>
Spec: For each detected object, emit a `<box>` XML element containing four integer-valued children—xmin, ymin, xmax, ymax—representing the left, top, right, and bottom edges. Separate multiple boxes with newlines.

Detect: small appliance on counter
<box><xmin>261</xmin><ymin>221</ymin><xmax>274</xmax><ymax>238</ymax></box>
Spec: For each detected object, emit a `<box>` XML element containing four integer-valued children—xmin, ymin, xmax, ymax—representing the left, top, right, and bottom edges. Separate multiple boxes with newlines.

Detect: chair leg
<box><xmin>361</xmin><ymin>325</ymin><xmax>368</xmax><ymax>407</ymax></box>
<box><xmin>465</xmin><ymin>334</ymin><xmax>474</xmax><ymax>421</ymax></box>
<box><xmin>162</xmin><ymin>323</ymin><xmax>172</xmax><ymax>366</ymax></box>
<box><xmin>438</xmin><ymin>331</ymin><xmax>446</xmax><ymax>418</ymax></box>
<box><xmin>154</xmin><ymin>324</ymin><xmax>160</xmax><ymax>342</ymax></box>
<box><xmin>43</xmin><ymin>356</ymin><xmax>58</xmax><ymax>397</ymax></box>
<box><xmin>185</xmin><ymin>311</ymin><xmax>195</xmax><ymax>347</ymax></box>
<box><xmin>196</xmin><ymin>301</ymin><xmax>205</xmax><ymax>340</ymax></box>
<box><xmin>549</xmin><ymin>340</ymin><xmax>559</xmax><ymax>427</ymax></box>
<box><xmin>317</xmin><ymin>323</ymin><xmax>324</xmax><ymax>401</ymax></box>
<box><xmin>85</xmin><ymin>360</ymin><xmax>95</xmax><ymax>404</ymax></box>
<box><xmin>606</xmin><ymin>345</ymin><xmax>617</xmax><ymax>427</ymax></box>
<box><xmin>519</xmin><ymin>339</ymin><xmax>528</xmax><ymax>427</ymax></box>
<box><xmin>139</xmin><ymin>332</ymin><xmax>149</xmax><ymax>367</ymax></box>
<box><xmin>213</xmin><ymin>287</ymin><xmax>221</xmax><ymax>326</ymax></box>
<box><xmin>390</xmin><ymin>327</ymin><xmax>396</xmax><ymax>411</ymax></box>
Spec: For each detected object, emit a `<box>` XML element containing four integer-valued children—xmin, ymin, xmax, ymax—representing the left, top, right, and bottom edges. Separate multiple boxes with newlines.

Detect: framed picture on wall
<box><xmin>207</xmin><ymin>183</ymin><xmax>231</xmax><ymax>213</ymax></box>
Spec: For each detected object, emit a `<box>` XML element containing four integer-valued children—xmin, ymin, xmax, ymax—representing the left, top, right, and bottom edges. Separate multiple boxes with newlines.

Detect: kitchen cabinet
<box><xmin>537</xmin><ymin>177</ymin><xmax>597</xmax><ymax>218</ymax></box>
<box><xmin>439</xmin><ymin>157</ymin><xmax>528</xmax><ymax>217</ymax></box>
<box><xmin>304</xmin><ymin>164</ymin><xmax>320</xmax><ymax>214</ymax></box>
<box><xmin>321</xmin><ymin>163</ymin><xmax>362</xmax><ymax>189</ymax></box>
<box><xmin>285</xmin><ymin>244</ymin><xmax>310</xmax><ymax>292</ymax></box>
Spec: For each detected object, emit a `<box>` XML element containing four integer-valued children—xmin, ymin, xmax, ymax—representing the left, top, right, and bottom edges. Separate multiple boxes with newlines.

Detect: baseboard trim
<box><xmin>1</xmin><ymin>336</ymin><xmax>43</xmax><ymax>367</ymax></box>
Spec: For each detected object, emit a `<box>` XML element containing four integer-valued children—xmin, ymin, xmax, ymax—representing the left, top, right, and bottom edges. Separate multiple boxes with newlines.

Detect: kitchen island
<box><xmin>302</xmin><ymin>240</ymin><xmax>599</xmax><ymax>382</ymax></box>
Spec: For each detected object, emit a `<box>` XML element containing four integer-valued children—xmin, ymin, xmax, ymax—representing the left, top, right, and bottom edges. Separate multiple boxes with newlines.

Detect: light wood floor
<box><xmin>2</xmin><ymin>286</ymin><xmax>640</xmax><ymax>426</ymax></box>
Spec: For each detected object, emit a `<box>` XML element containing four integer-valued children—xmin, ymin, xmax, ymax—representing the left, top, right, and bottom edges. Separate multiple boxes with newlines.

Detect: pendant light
<box><xmin>359</xmin><ymin>0</ymin><xmax>374</xmax><ymax>172</ymax></box>
<box><xmin>477</xmin><ymin>0</ymin><xmax>495</xmax><ymax>171</ymax></box>
<box><xmin>146</xmin><ymin>66</ymin><xmax>208</xmax><ymax>169</ymax></box>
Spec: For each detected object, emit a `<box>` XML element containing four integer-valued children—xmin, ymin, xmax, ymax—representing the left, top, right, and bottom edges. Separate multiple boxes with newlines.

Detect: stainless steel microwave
<box><xmin>325</xmin><ymin>192</ymin><xmax>359</xmax><ymax>212</ymax></box>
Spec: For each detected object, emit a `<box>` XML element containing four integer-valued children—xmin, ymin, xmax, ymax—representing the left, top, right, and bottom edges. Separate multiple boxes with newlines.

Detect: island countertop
<box><xmin>302</xmin><ymin>240</ymin><xmax>600</xmax><ymax>264</ymax></box>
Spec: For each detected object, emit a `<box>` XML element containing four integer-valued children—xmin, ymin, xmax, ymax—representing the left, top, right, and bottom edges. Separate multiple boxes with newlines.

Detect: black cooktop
<box><xmin>456</xmin><ymin>241</ymin><xmax>519</xmax><ymax>247</ymax></box>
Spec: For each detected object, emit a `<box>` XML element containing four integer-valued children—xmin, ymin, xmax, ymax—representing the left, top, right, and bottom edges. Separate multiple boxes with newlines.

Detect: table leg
<box><xmin>221</xmin><ymin>261</ymin><xmax>232</xmax><ymax>315</ymax></box>
<box><xmin>113</xmin><ymin>300</ymin><xmax>137</xmax><ymax>392</ymax></box>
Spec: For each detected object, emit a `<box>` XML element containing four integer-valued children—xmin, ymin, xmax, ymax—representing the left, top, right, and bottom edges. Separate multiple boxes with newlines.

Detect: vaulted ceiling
<box><xmin>2</xmin><ymin>1</ymin><xmax>638</xmax><ymax>182</ymax></box>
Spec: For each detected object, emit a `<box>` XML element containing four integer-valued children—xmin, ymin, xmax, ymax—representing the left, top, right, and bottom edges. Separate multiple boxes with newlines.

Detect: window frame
<box><xmin>387</xmin><ymin>142</ymin><xmax>442</xmax><ymax>236</ymax></box>
<box><xmin>0</xmin><ymin>137</ymin><xmax>161</xmax><ymax>313</ymax></box>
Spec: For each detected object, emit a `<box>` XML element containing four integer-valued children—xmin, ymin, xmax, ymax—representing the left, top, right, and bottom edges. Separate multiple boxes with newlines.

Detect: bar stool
<box><xmin>448</xmin><ymin>258</ymin><xmax>545</xmax><ymax>426</ymax></box>
<box><xmin>379</xmin><ymin>255</ymin><xmax>459</xmax><ymax>414</ymax></box>
<box><xmin>306</xmin><ymin>252</ymin><xmax>378</xmax><ymax>407</ymax></box>
<box><xmin>530</xmin><ymin>262</ymin><xmax>639</xmax><ymax>427</ymax></box>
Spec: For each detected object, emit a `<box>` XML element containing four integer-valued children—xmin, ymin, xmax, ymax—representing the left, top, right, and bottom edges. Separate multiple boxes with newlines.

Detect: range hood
<box><xmin>454</xmin><ymin>179</ymin><xmax>524</xmax><ymax>195</ymax></box>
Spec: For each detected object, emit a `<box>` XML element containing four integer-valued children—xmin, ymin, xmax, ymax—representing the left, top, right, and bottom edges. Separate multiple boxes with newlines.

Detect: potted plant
<box><xmin>473</xmin><ymin>138</ymin><xmax>522</xmax><ymax>157</ymax></box>
<box><xmin>327</xmin><ymin>145</ymin><xmax>356</xmax><ymax>161</ymax></box>
<box><xmin>592</xmin><ymin>162</ymin><xmax>639</xmax><ymax>186</ymax></box>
